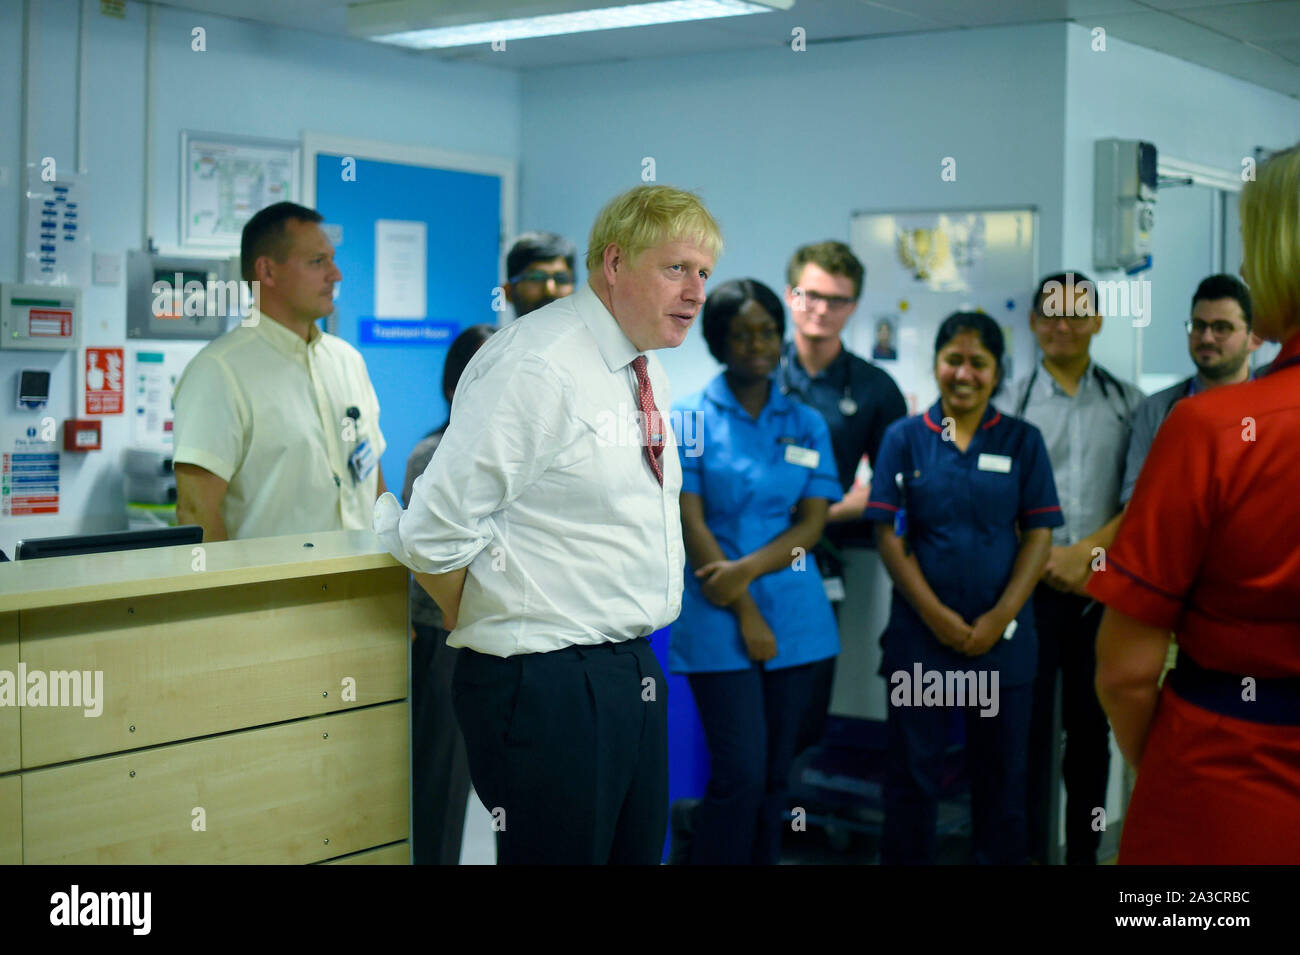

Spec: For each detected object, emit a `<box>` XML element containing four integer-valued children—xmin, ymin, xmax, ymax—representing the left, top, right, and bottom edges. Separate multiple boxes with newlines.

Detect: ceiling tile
<box><xmin>1175</xmin><ymin>1</ymin><xmax>1300</xmax><ymax>42</ymax></box>
<box><xmin>142</xmin><ymin>0</ymin><xmax>1300</xmax><ymax>98</ymax></box>
<box><xmin>866</xmin><ymin>0</ymin><xmax>1144</xmax><ymax>27</ymax></box>
<box><xmin>1092</xmin><ymin>9</ymin><xmax>1241</xmax><ymax>47</ymax></box>
<box><xmin>1135</xmin><ymin>0</ymin><xmax>1271</xmax><ymax>9</ymax></box>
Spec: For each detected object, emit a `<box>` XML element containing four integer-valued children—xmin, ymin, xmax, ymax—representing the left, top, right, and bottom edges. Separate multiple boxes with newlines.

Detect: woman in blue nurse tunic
<box><xmin>864</xmin><ymin>312</ymin><xmax>1062</xmax><ymax>865</ymax></box>
<box><xmin>670</xmin><ymin>278</ymin><xmax>842</xmax><ymax>865</ymax></box>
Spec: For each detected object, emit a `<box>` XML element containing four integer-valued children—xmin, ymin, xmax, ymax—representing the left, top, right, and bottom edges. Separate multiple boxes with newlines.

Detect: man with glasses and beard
<box><xmin>1120</xmin><ymin>274</ymin><xmax>1259</xmax><ymax>507</ymax></box>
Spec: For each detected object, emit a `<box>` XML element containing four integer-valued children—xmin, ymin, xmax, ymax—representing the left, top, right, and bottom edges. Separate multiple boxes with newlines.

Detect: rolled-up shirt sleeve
<box><xmin>1086</xmin><ymin>400</ymin><xmax>1215</xmax><ymax>629</ymax></box>
<box><xmin>374</xmin><ymin>350</ymin><xmax>569</xmax><ymax>574</ymax></box>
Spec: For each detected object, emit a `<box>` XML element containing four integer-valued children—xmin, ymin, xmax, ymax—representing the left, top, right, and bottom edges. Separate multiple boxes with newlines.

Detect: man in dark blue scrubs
<box><xmin>777</xmin><ymin>241</ymin><xmax>907</xmax><ymax>753</ymax></box>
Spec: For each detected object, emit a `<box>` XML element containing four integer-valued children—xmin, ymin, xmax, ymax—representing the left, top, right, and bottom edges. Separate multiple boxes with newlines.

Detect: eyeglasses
<box><xmin>800</xmin><ymin>289</ymin><xmax>857</xmax><ymax>310</ymax></box>
<box><xmin>1185</xmin><ymin>319</ymin><xmax>1245</xmax><ymax>339</ymax></box>
<box><xmin>511</xmin><ymin>270</ymin><xmax>575</xmax><ymax>286</ymax></box>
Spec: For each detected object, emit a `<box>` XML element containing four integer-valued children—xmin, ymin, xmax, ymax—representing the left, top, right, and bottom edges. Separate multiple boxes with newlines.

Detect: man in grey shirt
<box><xmin>1121</xmin><ymin>274</ymin><xmax>1258</xmax><ymax>505</ymax></box>
<box><xmin>1012</xmin><ymin>271</ymin><xmax>1145</xmax><ymax>865</ymax></box>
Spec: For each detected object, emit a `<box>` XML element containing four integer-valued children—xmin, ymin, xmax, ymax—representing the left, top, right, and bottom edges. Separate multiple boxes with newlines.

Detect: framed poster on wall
<box><xmin>180</xmin><ymin>131</ymin><xmax>300</xmax><ymax>250</ymax></box>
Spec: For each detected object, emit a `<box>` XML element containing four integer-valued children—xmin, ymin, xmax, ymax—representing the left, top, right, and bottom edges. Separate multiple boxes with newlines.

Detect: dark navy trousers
<box><xmin>452</xmin><ymin>637</ymin><xmax>667</xmax><ymax>865</ymax></box>
<box><xmin>883</xmin><ymin>677</ymin><xmax>1033</xmax><ymax>865</ymax></box>
<box><xmin>687</xmin><ymin>661</ymin><xmax>818</xmax><ymax>865</ymax></box>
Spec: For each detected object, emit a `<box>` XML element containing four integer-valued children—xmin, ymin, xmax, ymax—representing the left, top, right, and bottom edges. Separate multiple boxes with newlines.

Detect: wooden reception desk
<box><xmin>0</xmin><ymin>529</ymin><xmax>410</xmax><ymax>864</ymax></box>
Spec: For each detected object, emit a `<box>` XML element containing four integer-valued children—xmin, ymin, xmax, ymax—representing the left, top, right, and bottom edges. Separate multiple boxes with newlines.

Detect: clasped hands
<box><xmin>696</xmin><ymin>557</ymin><xmax>777</xmax><ymax>663</ymax></box>
<box><xmin>927</xmin><ymin>605</ymin><xmax>1008</xmax><ymax>657</ymax></box>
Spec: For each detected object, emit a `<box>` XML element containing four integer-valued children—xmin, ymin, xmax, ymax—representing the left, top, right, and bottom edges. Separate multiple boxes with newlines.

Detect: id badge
<box><xmin>977</xmin><ymin>453</ymin><xmax>1013</xmax><ymax>473</ymax></box>
<box><xmin>893</xmin><ymin>507</ymin><xmax>908</xmax><ymax>539</ymax></box>
<box><xmin>348</xmin><ymin>439</ymin><xmax>377</xmax><ymax>484</ymax></box>
<box><xmin>823</xmin><ymin>576</ymin><xmax>846</xmax><ymax>603</ymax></box>
<box><xmin>784</xmin><ymin>444</ymin><xmax>820</xmax><ymax>469</ymax></box>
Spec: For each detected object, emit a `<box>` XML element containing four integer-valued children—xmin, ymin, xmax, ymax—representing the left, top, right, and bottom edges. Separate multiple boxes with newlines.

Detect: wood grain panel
<box><xmin>23</xmin><ymin>703</ymin><xmax>409</xmax><ymax>864</ymax></box>
<box><xmin>0</xmin><ymin>613</ymin><xmax>18</xmax><ymax>773</ymax></box>
<box><xmin>20</xmin><ymin>567</ymin><xmax>407</xmax><ymax>767</ymax></box>
<box><xmin>0</xmin><ymin>774</ymin><xmax>20</xmax><ymax>864</ymax></box>
<box><xmin>0</xmin><ymin>529</ymin><xmax>400</xmax><ymax>613</ymax></box>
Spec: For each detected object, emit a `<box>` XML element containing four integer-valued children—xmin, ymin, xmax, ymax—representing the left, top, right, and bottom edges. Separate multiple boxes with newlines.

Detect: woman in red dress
<box><xmin>1087</xmin><ymin>144</ymin><xmax>1300</xmax><ymax>864</ymax></box>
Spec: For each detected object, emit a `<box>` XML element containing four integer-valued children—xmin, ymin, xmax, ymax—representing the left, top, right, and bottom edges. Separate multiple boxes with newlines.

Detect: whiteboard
<box><xmin>848</xmin><ymin>207</ymin><xmax>1038</xmax><ymax>416</ymax></box>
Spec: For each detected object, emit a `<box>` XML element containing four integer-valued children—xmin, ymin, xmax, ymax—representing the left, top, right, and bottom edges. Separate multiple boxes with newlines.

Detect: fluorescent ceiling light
<box><xmin>359</xmin><ymin>1</ymin><xmax>788</xmax><ymax>50</ymax></box>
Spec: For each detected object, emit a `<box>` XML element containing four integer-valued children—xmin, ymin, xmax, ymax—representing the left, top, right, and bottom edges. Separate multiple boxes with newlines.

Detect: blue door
<box><xmin>315</xmin><ymin>154</ymin><xmax>502</xmax><ymax>495</ymax></box>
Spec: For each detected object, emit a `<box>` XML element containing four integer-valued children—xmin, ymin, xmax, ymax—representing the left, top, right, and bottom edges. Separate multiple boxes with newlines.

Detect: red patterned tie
<box><xmin>632</xmin><ymin>355</ymin><xmax>664</xmax><ymax>486</ymax></box>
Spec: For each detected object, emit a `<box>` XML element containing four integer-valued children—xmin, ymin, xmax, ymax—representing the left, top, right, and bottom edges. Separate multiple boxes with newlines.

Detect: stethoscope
<box><xmin>1015</xmin><ymin>362</ymin><xmax>1128</xmax><ymax>425</ymax></box>
<box><xmin>779</xmin><ymin>354</ymin><xmax>858</xmax><ymax>416</ymax></box>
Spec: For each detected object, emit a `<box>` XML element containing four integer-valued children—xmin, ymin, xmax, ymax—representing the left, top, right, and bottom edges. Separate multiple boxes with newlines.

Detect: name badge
<box><xmin>348</xmin><ymin>439</ymin><xmax>377</xmax><ymax>484</ymax></box>
<box><xmin>977</xmin><ymin>453</ymin><xmax>1012</xmax><ymax>473</ymax></box>
<box><xmin>823</xmin><ymin>576</ymin><xmax>846</xmax><ymax>603</ymax></box>
<box><xmin>784</xmin><ymin>445</ymin><xmax>820</xmax><ymax>469</ymax></box>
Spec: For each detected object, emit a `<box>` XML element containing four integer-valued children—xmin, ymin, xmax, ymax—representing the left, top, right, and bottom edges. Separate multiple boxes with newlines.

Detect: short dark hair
<box><xmin>1032</xmin><ymin>270</ymin><xmax>1098</xmax><ymax>317</ymax></box>
<box><xmin>241</xmin><ymin>202</ymin><xmax>323</xmax><ymax>283</ymax></box>
<box><xmin>506</xmin><ymin>231</ymin><xmax>576</xmax><ymax>280</ymax></box>
<box><xmin>934</xmin><ymin>311</ymin><xmax>1006</xmax><ymax>396</ymax></box>
<box><xmin>1192</xmin><ymin>273</ymin><xmax>1252</xmax><ymax>329</ymax></box>
<box><xmin>701</xmin><ymin>278</ymin><xmax>786</xmax><ymax>365</ymax></box>
<box><xmin>443</xmin><ymin>323</ymin><xmax>496</xmax><ymax>406</ymax></box>
<box><xmin>786</xmin><ymin>240</ymin><xmax>865</xmax><ymax>299</ymax></box>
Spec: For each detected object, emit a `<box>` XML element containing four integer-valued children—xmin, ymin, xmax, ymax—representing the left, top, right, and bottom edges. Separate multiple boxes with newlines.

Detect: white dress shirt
<box><xmin>174</xmin><ymin>308</ymin><xmax>386</xmax><ymax>539</ymax></box>
<box><xmin>374</xmin><ymin>283</ymin><xmax>685</xmax><ymax>657</ymax></box>
<box><xmin>1011</xmin><ymin>359</ymin><xmax>1144</xmax><ymax>546</ymax></box>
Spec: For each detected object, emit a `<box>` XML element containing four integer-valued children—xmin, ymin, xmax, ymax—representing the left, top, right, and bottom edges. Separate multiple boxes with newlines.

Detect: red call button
<box><xmin>63</xmin><ymin>419</ymin><xmax>102</xmax><ymax>451</ymax></box>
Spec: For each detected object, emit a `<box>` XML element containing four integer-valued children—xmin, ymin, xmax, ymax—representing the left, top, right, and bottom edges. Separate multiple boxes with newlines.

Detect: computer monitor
<box><xmin>15</xmin><ymin>525</ymin><xmax>204</xmax><ymax>561</ymax></box>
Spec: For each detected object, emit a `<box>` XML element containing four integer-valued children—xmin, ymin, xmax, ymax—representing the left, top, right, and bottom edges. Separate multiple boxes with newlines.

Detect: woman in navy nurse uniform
<box><xmin>671</xmin><ymin>278</ymin><xmax>842</xmax><ymax>865</ymax></box>
<box><xmin>865</xmin><ymin>312</ymin><xmax>1062</xmax><ymax>865</ymax></box>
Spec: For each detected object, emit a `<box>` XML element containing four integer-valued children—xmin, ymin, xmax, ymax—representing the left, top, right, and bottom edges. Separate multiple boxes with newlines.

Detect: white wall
<box><xmin>1063</xmin><ymin>22</ymin><xmax>1300</xmax><ymax>382</ymax></box>
<box><xmin>0</xmin><ymin>0</ymin><xmax>520</xmax><ymax>556</ymax></box>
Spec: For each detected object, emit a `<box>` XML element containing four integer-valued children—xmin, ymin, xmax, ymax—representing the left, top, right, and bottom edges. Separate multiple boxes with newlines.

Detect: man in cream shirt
<box><xmin>376</xmin><ymin>185</ymin><xmax>721</xmax><ymax>864</ymax></box>
<box><xmin>174</xmin><ymin>202</ymin><xmax>386</xmax><ymax>540</ymax></box>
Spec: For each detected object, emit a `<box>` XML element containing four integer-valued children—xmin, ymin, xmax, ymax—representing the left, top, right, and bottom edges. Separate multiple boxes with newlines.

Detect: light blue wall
<box><xmin>146</xmin><ymin>5</ymin><xmax>520</xmax><ymax>251</ymax></box>
<box><xmin>0</xmin><ymin>0</ymin><xmax>520</xmax><ymax>553</ymax></box>
<box><xmin>518</xmin><ymin>23</ymin><xmax>1071</xmax><ymax>401</ymax></box>
<box><xmin>0</xmin><ymin>1</ymin><xmax>23</xmax><ymax>285</ymax></box>
<box><xmin>1063</xmin><ymin>22</ymin><xmax>1300</xmax><ymax>382</ymax></box>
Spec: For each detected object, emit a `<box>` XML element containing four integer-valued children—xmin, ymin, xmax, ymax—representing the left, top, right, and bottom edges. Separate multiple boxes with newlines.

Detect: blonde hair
<box><xmin>1240</xmin><ymin>144</ymin><xmax>1300</xmax><ymax>337</ymax></box>
<box><xmin>585</xmin><ymin>185</ymin><xmax>723</xmax><ymax>273</ymax></box>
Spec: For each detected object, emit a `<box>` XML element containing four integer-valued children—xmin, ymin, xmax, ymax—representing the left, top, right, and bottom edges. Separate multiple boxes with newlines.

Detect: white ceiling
<box><xmin>148</xmin><ymin>0</ymin><xmax>1300</xmax><ymax>98</ymax></box>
